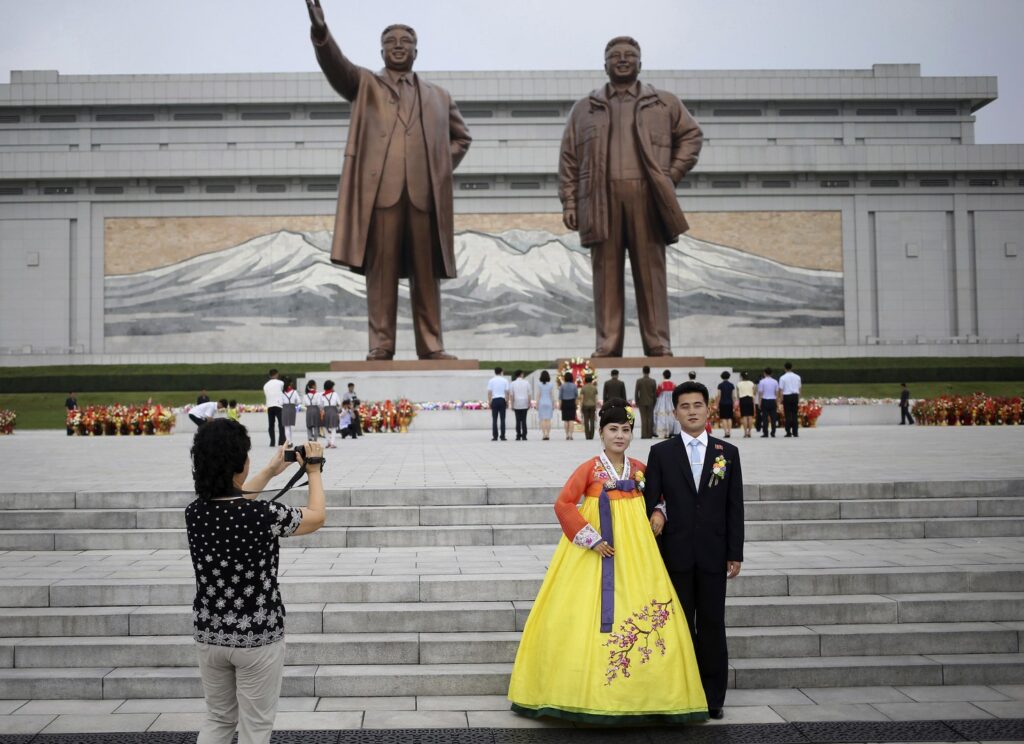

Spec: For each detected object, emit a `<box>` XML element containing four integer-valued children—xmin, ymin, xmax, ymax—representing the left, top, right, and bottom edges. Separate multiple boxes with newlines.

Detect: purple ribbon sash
<box><xmin>599</xmin><ymin>489</ymin><xmax>615</xmax><ymax>632</ymax></box>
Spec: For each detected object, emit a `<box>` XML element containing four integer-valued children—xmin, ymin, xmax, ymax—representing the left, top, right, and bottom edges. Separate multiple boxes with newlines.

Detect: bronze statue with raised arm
<box><xmin>559</xmin><ymin>37</ymin><xmax>703</xmax><ymax>358</ymax></box>
<box><xmin>305</xmin><ymin>0</ymin><xmax>472</xmax><ymax>360</ymax></box>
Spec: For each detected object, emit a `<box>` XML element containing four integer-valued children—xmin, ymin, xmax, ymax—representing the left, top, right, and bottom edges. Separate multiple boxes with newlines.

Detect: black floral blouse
<box><xmin>185</xmin><ymin>497</ymin><xmax>303</xmax><ymax>647</ymax></box>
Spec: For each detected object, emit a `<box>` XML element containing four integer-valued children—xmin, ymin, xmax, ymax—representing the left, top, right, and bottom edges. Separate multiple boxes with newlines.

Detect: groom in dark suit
<box><xmin>644</xmin><ymin>380</ymin><xmax>744</xmax><ymax>719</ymax></box>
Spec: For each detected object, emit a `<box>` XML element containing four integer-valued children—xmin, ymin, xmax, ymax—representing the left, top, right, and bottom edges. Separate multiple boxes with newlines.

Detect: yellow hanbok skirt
<box><xmin>508</xmin><ymin>492</ymin><xmax>708</xmax><ymax>724</ymax></box>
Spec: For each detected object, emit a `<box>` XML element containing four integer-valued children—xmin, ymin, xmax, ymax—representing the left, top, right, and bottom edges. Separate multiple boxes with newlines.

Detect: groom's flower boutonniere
<box><xmin>635</xmin><ymin>470</ymin><xmax>645</xmax><ymax>492</ymax></box>
<box><xmin>708</xmin><ymin>455</ymin><xmax>728</xmax><ymax>487</ymax></box>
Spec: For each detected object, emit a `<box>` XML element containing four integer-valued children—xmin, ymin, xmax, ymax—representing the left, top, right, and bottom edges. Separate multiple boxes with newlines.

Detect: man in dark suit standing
<box><xmin>634</xmin><ymin>365</ymin><xmax>657</xmax><ymax>439</ymax></box>
<box><xmin>602</xmin><ymin>369</ymin><xmax>627</xmax><ymax>403</ymax></box>
<box><xmin>306</xmin><ymin>0</ymin><xmax>471</xmax><ymax>360</ymax></box>
<box><xmin>644</xmin><ymin>380</ymin><xmax>744</xmax><ymax>719</ymax></box>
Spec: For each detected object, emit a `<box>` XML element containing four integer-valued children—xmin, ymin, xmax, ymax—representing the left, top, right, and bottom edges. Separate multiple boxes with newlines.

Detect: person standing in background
<box><xmin>558</xmin><ymin>372</ymin><xmax>579</xmax><ymax>440</ymax></box>
<box><xmin>735</xmin><ymin>371</ymin><xmax>756</xmax><ymax>439</ymax></box>
<box><xmin>536</xmin><ymin>370</ymin><xmax>556</xmax><ymax>441</ymax></box>
<box><xmin>602</xmin><ymin>369</ymin><xmax>627</xmax><ymax>403</ymax></box>
<box><xmin>509</xmin><ymin>370</ymin><xmax>533</xmax><ymax>441</ymax></box>
<box><xmin>488</xmin><ymin>367</ymin><xmax>510</xmax><ymax>442</ymax></box>
<box><xmin>304</xmin><ymin>381</ymin><xmax>323</xmax><ymax>442</ymax></box>
<box><xmin>280</xmin><ymin>379</ymin><xmax>300</xmax><ymax>445</ymax></box>
<box><xmin>899</xmin><ymin>383</ymin><xmax>915</xmax><ymax>425</ymax></box>
<box><xmin>756</xmin><ymin>368</ymin><xmax>780</xmax><ymax>438</ymax></box>
<box><xmin>580</xmin><ymin>373</ymin><xmax>599</xmax><ymax>440</ymax></box>
<box><xmin>634</xmin><ymin>366</ymin><xmax>657</xmax><ymax>439</ymax></box>
<box><xmin>263</xmin><ymin>369</ymin><xmax>285</xmax><ymax>447</ymax></box>
<box><xmin>321</xmin><ymin>380</ymin><xmax>342</xmax><ymax>449</ymax></box>
<box><xmin>715</xmin><ymin>371</ymin><xmax>735</xmax><ymax>439</ymax></box>
<box><xmin>778</xmin><ymin>362</ymin><xmax>802</xmax><ymax>438</ymax></box>
<box><xmin>65</xmin><ymin>391</ymin><xmax>78</xmax><ymax>436</ymax></box>
<box><xmin>197</xmin><ymin>390</ymin><xmax>211</xmax><ymax>405</ymax></box>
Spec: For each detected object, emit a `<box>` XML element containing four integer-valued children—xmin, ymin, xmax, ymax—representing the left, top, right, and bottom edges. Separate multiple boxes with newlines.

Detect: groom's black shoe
<box><xmin>709</xmin><ymin>708</ymin><xmax>724</xmax><ymax>719</ymax></box>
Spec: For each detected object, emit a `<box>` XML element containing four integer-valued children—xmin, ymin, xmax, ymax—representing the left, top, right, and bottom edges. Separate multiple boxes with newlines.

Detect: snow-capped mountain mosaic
<box><xmin>104</xmin><ymin>228</ymin><xmax>844</xmax><ymax>354</ymax></box>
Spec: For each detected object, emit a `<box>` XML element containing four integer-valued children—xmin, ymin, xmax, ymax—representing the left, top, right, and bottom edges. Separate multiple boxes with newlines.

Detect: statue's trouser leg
<box><xmin>365</xmin><ymin>202</ymin><xmax>403</xmax><ymax>355</ymax></box>
<box><xmin>404</xmin><ymin>204</ymin><xmax>445</xmax><ymax>358</ymax></box>
<box><xmin>591</xmin><ymin>182</ymin><xmax>629</xmax><ymax>355</ymax></box>
<box><xmin>623</xmin><ymin>180</ymin><xmax>672</xmax><ymax>355</ymax></box>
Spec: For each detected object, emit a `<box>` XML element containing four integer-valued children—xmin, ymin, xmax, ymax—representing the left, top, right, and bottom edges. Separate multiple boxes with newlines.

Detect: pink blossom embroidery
<box><xmin>603</xmin><ymin>598</ymin><xmax>673</xmax><ymax>685</ymax></box>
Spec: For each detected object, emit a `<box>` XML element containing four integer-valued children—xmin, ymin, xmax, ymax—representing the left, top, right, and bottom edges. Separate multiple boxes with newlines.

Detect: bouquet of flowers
<box><xmin>0</xmin><ymin>409</ymin><xmax>15</xmax><ymax>435</ymax></box>
<box><xmin>559</xmin><ymin>357</ymin><xmax>596</xmax><ymax>388</ymax></box>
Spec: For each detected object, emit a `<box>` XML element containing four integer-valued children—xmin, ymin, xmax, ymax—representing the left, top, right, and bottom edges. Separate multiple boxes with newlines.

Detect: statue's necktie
<box><xmin>397</xmin><ymin>76</ymin><xmax>413</xmax><ymax>124</ymax></box>
<box><xmin>690</xmin><ymin>440</ymin><xmax>702</xmax><ymax>490</ymax></box>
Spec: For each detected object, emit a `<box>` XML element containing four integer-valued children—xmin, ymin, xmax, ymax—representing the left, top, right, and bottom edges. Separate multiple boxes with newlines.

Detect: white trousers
<box><xmin>196</xmin><ymin>639</ymin><xmax>285</xmax><ymax>744</ymax></box>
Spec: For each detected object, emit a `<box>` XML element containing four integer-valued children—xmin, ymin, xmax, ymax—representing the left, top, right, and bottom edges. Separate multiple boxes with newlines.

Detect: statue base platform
<box><xmin>588</xmin><ymin>356</ymin><xmax>705</xmax><ymax>369</ymax></box>
<box><xmin>328</xmin><ymin>359</ymin><xmax>480</xmax><ymax>372</ymax></box>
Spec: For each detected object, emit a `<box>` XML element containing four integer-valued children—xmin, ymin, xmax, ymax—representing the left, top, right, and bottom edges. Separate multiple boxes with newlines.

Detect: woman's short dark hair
<box><xmin>539</xmin><ymin>370</ymin><xmax>550</xmax><ymax>384</ymax></box>
<box><xmin>324</xmin><ymin>380</ymin><xmax>335</xmax><ymax>391</ymax></box>
<box><xmin>672</xmin><ymin>381</ymin><xmax>709</xmax><ymax>407</ymax></box>
<box><xmin>740</xmin><ymin>371</ymin><xmax>749</xmax><ymax>380</ymax></box>
<box><xmin>564</xmin><ymin>372</ymin><xmax>573</xmax><ymax>383</ymax></box>
<box><xmin>720</xmin><ymin>371</ymin><xmax>731</xmax><ymax>380</ymax></box>
<box><xmin>191</xmin><ymin>419</ymin><xmax>250</xmax><ymax>501</ymax></box>
<box><xmin>599</xmin><ymin>397</ymin><xmax>632</xmax><ymax>430</ymax></box>
<box><xmin>662</xmin><ymin>369</ymin><xmax>672</xmax><ymax>379</ymax></box>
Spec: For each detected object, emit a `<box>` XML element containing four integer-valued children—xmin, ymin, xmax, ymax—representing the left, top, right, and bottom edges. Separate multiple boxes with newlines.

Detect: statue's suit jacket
<box><xmin>312</xmin><ymin>30</ymin><xmax>472</xmax><ymax>279</ymax></box>
<box><xmin>644</xmin><ymin>435</ymin><xmax>744</xmax><ymax>573</ymax></box>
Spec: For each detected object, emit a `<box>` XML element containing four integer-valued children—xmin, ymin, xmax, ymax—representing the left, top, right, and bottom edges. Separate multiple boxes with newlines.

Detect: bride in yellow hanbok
<box><xmin>508</xmin><ymin>399</ymin><xmax>708</xmax><ymax>725</ymax></box>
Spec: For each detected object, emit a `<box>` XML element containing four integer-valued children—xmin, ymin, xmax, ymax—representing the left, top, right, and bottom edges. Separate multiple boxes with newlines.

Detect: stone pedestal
<box><xmin>329</xmin><ymin>359</ymin><xmax>480</xmax><ymax>372</ymax></box>
<box><xmin>588</xmin><ymin>356</ymin><xmax>705</xmax><ymax>369</ymax></box>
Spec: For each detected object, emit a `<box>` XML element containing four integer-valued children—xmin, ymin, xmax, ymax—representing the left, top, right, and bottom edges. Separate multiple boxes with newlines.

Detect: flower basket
<box><xmin>66</xmin><ymin>404</ymin><xmax>177</xmax><ymax>435</ymax></box>
<box><xmin>0</xmin><ymin>409</ymin><xmax>15</xmax><ymax>435</ymax></box>
<box><xmin>912</xmin><ymin>394</ymin><xmax>1023</xmax><ymax>426</ymax></box>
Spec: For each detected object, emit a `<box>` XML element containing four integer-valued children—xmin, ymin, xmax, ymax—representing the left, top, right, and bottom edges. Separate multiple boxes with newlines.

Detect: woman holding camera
<box><xmin>186</xmin><ymin>419</ymin><xmax>326</xmax><ymax>744</ymax></box>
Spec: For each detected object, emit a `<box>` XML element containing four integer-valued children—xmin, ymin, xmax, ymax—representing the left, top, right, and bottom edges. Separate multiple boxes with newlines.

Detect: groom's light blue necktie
<box><xmin>689</xmin><ymin>440</ymin><xmax>702</xmax><ymax>490</ymax></box>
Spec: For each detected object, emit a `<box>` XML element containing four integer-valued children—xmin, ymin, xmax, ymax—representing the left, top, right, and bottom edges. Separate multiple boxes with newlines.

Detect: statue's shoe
<box><xmin>366</xmin><ymin>349</ymin><xmax>395</xmax><ymax>361</ymax></box>
<box><xmin>420</xmin><ymin>351</ymin><xmax>458</xmax><ymax>360</ymax></box>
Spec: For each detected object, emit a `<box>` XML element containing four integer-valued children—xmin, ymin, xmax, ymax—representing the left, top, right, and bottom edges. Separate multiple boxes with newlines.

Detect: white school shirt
<box><xmin>509</xmin><ymin>378</ymin><xmax>531</xmax><ymax>409</ymax></box>
<box><xmin>280</xmin><ymin>389</ymin><xmax>300</xmax><ymax>406</ymax></box>
<box><xmin>191</xmin><ymin>401</ymin><xmax>219</xmax><ymax>420</ymax></box>
<box><xmin>488</xmin><ymin>375</ymin><xmax>510</xmax><ymax>400</ymax></box>
<box><xmin>263</xmin><ymin>378</ymin><xmax>284</xmax><ymax>407</ymax></box>
<box><xmin>305</xmin><ymin>392</ymin><xmax>324</xmax><ymax>408</ymax></box>
<box><xmin>322</xmin><ymin>392</ymin><xmax>341</xmax><ymax>407</ymax></box>
<box><xmin>779</xmin><ymin>371</ymin><xmax>802</xmax><ymax>396</ymax></box>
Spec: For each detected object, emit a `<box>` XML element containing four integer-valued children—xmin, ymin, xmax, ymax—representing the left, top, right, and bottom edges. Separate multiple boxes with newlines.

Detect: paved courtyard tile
<box><xmin>2</xmin><ymin>425</ymin><xmax>1023</xmax><ymax>491</ymax></box>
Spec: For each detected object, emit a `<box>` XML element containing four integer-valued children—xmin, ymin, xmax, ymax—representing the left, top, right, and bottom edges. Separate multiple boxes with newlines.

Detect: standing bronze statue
<box><xmin>559</xmin><ymin>37</ymin><xmax>703</xmax><ymax>358</ymax></box>
<box><xmin>305</xmin><ymin>0</ymin><xmax>472</xmax><ymax>360</ymax></box>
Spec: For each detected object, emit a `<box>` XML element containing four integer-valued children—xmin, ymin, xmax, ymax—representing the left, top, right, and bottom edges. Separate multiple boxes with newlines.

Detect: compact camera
<box><xmin>283</xmin><ymin>444</ymin><xmax>306</xmax><ymax>463</ymax></box>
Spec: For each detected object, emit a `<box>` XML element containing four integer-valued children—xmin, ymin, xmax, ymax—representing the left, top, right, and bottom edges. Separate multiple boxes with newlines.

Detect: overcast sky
<box><xmin>1</xmin><ymin>0</ymin><xmax>1021</xmax><ymax>143</ymax></box>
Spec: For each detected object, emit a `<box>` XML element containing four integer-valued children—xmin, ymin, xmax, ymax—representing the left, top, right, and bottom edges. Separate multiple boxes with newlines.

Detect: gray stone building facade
<box><xmin>0</xmin><ymin>63</ymin><xmax>1021</xmax><ymax>362</ymax></box>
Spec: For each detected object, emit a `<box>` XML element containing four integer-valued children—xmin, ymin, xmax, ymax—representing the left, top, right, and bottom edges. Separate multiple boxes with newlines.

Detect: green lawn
<box><xmin>3</xmin><ymin>382</ymin><xmax>1021</xmax><ymax>430</ymax></box>
<box><xmin>802</xmin><ymin>382</ymin><xmax>1024</xmax><ymax>399</ymax></box>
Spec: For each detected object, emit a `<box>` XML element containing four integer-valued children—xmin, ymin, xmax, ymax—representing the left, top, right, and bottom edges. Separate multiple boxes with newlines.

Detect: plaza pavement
<box><xmin>0</xmin><ymin>424</ymin><xmax>1022</xmax><ymax>737</ymax></box>
<box><xmin>1</xmin><ymin>423</ymin><xmax>1023</xmax><ymax>492</ymax></box>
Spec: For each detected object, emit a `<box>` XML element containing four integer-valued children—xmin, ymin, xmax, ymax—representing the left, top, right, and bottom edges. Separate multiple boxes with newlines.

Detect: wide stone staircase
<box><xmin>0</xmin><ymin>479</ymin><xmax>1022</xmax><ymax>701</ymax></box>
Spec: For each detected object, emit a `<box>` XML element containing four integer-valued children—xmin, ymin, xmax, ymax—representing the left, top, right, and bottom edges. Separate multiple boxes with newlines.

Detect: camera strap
<box><xmin>237</xmin><ymin>466</ymin><xmax>309</xmax><ymax>503</ymax></box>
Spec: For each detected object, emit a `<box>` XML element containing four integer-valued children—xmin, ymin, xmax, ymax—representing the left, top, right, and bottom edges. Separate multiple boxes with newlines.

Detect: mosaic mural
<box><xmin>103</xmin><ymin>212</ymin><xmax>844</xmax><ymax>354</ymax></box>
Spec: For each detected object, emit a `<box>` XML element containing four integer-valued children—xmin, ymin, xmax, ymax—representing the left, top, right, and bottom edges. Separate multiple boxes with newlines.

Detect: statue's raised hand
<box><xmin>306</xmin><ymin>0</ymin><xmax>327</xmax><ymax>36</ymax></box>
